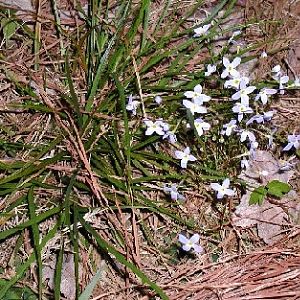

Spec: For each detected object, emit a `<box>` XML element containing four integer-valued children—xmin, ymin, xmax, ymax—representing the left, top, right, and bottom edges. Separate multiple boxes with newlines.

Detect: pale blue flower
<box><xmin>193</xmin><ymin>24</ymin><xmax>211</xmax><ymax>37</ymax></box>
<box><xmin>246</xmin><ymin>114</ymin><xmax>264</xmax><ymax>125</ymax></box>
<box><xmin>221</xmin><ymin>119</ymin><xmax>237</xmax><ymax>136</ymax></box>
<box><xmin>163</xmin><ymin>184</ymin><xmax>185</xmax><ymax>201</ymax></box>
<box><xmin>224</xmin><ymin>75</ymin><xmax>249</xmax><ymax>89</ymax></box>
<box><xmin>178</xmin><ymin>233</ymin><xmax>203</xmax><ymax>253</ymax></box>
<box><xmin>175</xmin><ymin>147</ymin><xmax>197</xmax><ymax>168</ymax></box>
<box><xmin>272</xmin><ymin>65</ymin><xmax>282</xmax><ymax>79</ymax></box>
<box><xmin>184</xmin><ymin>84</ymin><xmax>211</xmax><ymax>105</ymax></box>
<box><xmin>260</xmin><ymin>51</ymin><xmax>268</xmax><ymax>58</ymax></box>
<box><xmin>241</xmin><ymin>158</ymin><xmax>250</xmax><ymax>169</ymax></box>
<box><xmin>205</xmin><ymin>64</ymin><xmax>217</xmax><ymax>77</ymax></box>
<box><xmin>232</xmin><ymin>102</ymin><xmax>253</xmax><ymax>122</ymax></box>
<box><xmin>144</xmin><ymin>120</ymin><xmax>165</xmax><ymax>136</ymax></box>
<box><xmin>255</xmin><ymin>88</ymin><xmax>277</xmax><ymax>105</ymax></box>
<box><xmin>194</xmin><ymin>118</ymin><xmax>211</xmax><ymax>136</ymax></box>
<box><xmin>228</xmin><ymin>30</ymin><xmax>241</xmax><ymax>44</ymax></box>
<box><xmin>210</xmin><ymin>178</ymin><xmax>235</xmax><ymax>199</ymax></box>
<box><xmin>283</xmin><ymin>134</ymin><xmax>300</xmax><ymax>151</ymax></box>
<box><xmin>126</xmin><ymin>94</ymin><xmax>140</xmax><ymax>115</ymax></box>
<box><xmin>163</xmin><ymin>130</ymin><xmax>177</xmax><ymax>144</ymax></box>
<box><xmin>221</xmin><ymin>57</ymin><xmax>241</xmax><ymax>79</ymax></box>
<box><xmin>183</xmin><ymin>99</ymin><xmax>207</xmax><ymax>115</ymax></box>
<box><xmin>231</xmin><ymin>79</ymin><xmax>256</xmax><ymax>105</ymax></box>
<box><xmin>154</xmin><ymin>95</ymin><xmax>163</xmax><ymax>104</ymax></box>
<box><xmin>240</xmin><ymin>130</ymin><xmax>256</xmax><ymax>142</ymax></box>
<box><xmin>278</xmin><ymin>75</ymin><xmax>289</xmax><ymax>94</ymax></box>
<box><xmin>246</xmin><ymin>110</ymin><xmax>275</xmax><ymax>125</ymax></box>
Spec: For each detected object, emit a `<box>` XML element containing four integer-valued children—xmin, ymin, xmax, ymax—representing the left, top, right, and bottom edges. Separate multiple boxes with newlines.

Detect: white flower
<box><xmin>288</xmin><ymin>76</ymin><xmax>300</xmax><ymax>88</ymax></box>
<box><xmin>278</xmin><ymin>75</ymin><xmax>289</xmax><ymax>94</ymax></box>
<box><xmin>228</xmin><ymin>30</ymin><xmax>241</xmax><ymax>44</ymax></box>
<box><xmin>246</xmin><ymin>111</ymin><xmax>275</xmax><ymax>125</ymax></box>
<box><xmin>231</xmin><ymin>79</ymin><xmax>256</xmax><ymax>105</ymax></box>
<box><xmin>126</xmin><ymin>94</ymin><xmax>140</xmax><ymax>115</ymax></box>
<box><xmin>283</xmin><ymin>134</ymin><xmax>300</xmax><ymax>151</ymax></box>
<box><xmin>194</xmin><ymin>118</ymin><xmax>211</xmax><ymax>136</ymax></box>
<box><xmin>272</xmin><ymin>65</ymin><xmax>289</xmax><ymax>93</ymax></box>
<box><xmin>163</xmin><ymin>130</ymin><xmax>177</xmax><ymax>144</ymax></box>
<box><xmin>154</xmin><ymin>95</ymin><xmax>163</xmax><ymax>104</ymax></box>
<box><xmin>183</xmin><ymin>99</ymin><xmax>207</xmax><ymax>115</ymax></box>
<box><xmin>258</xmin><ymin>170</ymin><xmax>269</xmax><ymax>177</ymax></box>
<box><xmin>184</xmin><ymin>84</ymin><xmax>211</xmax><ymax>104</ymax></box>
<box><xmin>178</xmin><ymin>233</ymin><xmax>203</xmax><ymax>253</ymax></box>
<box><xmin>263</xmin><ymin>110</ymin><xmax>275</xmax><ymax>121</ymax></box>
<box><xmin>224</xmin><ymin>75</ymin><xmax>249</xmax><ymax>89</ymax></box>
<box><xmin>163</xmin><ymin>184</ymin><xmax>185</xmax><ymax>201</ymax></box>
<box><xmin>205</xmin><ymin>64</ymin><xmax>217</xmax><ymax>76</ymax></box>
<box><xmin>194</xmin><ymin>24</ymin><xmax>211</xmax><ymax>37</ymax></box>
<box><xmin>232</xmin><ymin>102</ymin><xmax>253</xmax><ymax>122</ymax></box>
<box><xmin>272</xmin><ymin>65</ymin><xmax>281</xmax><ymax>79</ymax></box>
<box><xmin>260</xmin><ymin>51</ymin><xmax>268</xmax><ymax>58</ymax></box>
<box><xmin>144</xmin><ymin>120</ymin><xmax>165</xmax><ymax>136</ymax></box>
<box><xmin>221</xmin><ymin>119</ymin><xmax>237</xmax><ymax>136</ymax></box>
<box><xmin>246</xmin><ymin>114</ymin><xmax>263</xmax><ymax>125</ymax></box>
<box><xmin>291</xmin><ymin>76</ymin><xmax>300</xmax><ymax>87</ymax></box>
<box><xmin>241</xmin><ymin>158</ymin><xmax>249</xmax><ymax>169</ymax></box>
<box><xmin>240</xmin><ymin>130</ymin><xmax>256</xmax><ymax>142</ymax></box>
<box><xmin>175</xmin><ymin>147</ymin><xmax>197</xmax><ymax>168</ymax></box>
<box><xmin>249</xmin><ymin>141</ymin><xmax>259</xmax><ymax>158</ymax></box>
<box><xmin>210</xmin><ymin>178</ymin><xmax>235</xmax><ymax>199</ymax></box>
<box><xmin>255</xmin><ymin>88</ymin><xmax>277</xmax><ymax>105</ymax></box>
<box><xmin>221</xmin><ymin>57</ymin><xmax>241</xmax><ymax>79</ymax></box>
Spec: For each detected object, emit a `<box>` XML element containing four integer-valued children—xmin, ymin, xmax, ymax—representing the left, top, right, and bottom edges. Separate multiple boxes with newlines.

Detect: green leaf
<box><xmin>0</xmin><ymin>280</ymin><xmax>37</xmax><ymax>300</ymax></box>
<box><xmin>1</xmin><ymin>18</ymin><xmax>19</xmax><ymax>42</ymax></box>
<box><xmin>79</xmin><ymin>215</ymin><xmax>169</xmax><ymax>300</ymax></box>
<box><xmin>27</xmin><ymin>188</ymin><xmax>42</xmax><ymax>300</ymax></box>
<box><xmin>78</xmin><ymin>262</ymin><xmax>106</xmax><ymax>300</ymax></box>
<box><xmin>249</xmin><ymin>186</ymin><xmax>267</xmax><ymax>205</ymax></box>
<box><xmin>266</xmin><ymin>180</ymin><xmax>291</xmax><ymax>198</ymax></box>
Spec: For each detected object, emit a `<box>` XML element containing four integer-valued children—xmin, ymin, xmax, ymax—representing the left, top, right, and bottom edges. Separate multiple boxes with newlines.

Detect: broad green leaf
<box><xmin>249</xmin><ymin>186</ymin><xmax>267</xmax><ymax>206</ymax></box>
<box><xmin>266</xmin><ymin>180</ymin><xmax>291</xmax><ymax>198</ymax></box>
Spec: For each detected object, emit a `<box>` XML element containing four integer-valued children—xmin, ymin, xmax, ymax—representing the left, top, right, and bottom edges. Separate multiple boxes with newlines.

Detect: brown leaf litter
<box><xmin>233</xmin><ymin>150</ymin><xmax>300</xmax><ymax>245</ymax></box>
<box><xmin>161</xmin><ymin>232</ymin><xmax>300</xmax><ymax>300</ymax></box>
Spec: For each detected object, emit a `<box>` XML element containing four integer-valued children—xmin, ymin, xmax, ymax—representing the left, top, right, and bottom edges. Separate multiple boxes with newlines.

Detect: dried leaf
<box><xmin>233</xmin><ymin>150</ymin><xmax>299</xmax><ymax>244</ymax></box>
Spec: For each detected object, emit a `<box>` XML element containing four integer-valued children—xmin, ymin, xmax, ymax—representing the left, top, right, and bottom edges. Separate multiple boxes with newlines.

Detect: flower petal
<box><xmin>223</xmin><ymin>178</ymin><xmax>230</xmax><ymax>188</ymax></box>
<box><xmin>225</xmin><ymin>188</ymin><xmax>235</xmax><ymax>196</ymax></box>
<box><xmin>223</xmin><ymin>57</ymin><xmax>230</xmax><ymax>67</ymax></box>
<box><xmin>190</xmin><ymin>233</ymin><xmax>200</xmax><ymax>243</ymax></box>
<box><xmin>232</xmin><ymin>91</ymin><xmax>241</xmax><ymax>100</ymax></box>
<box><xmin>182</xmin><ymin>244</ymin><xmax>192</xmax><ymax>252</ymax></box>
<box><xmin>188</xmin><ymin>154</ymin><xmax>197</xmax><ymax>162</ymax></box>
<box><xmin>180</xmin><ymin>159</ymin><xmax>188</xmax><ymax>168</ymax></box>
<box><xmin>178</xmin><ymin>234</ymin><xmax>188</xmax><ymax>244</ymax></box>
<box><xmin>184</xmin><ymin>91</ymin><xmax>195</xmax><ymax>98</ymax></box>
<box><xmin>194</xmin><ymin>84</ymin><xmax>203</xmax><ymax>93</ymax></box>
<box><xmin>283</xmin><ymin>143</ymin><xmax>293</xmax><ymax>151</ymax></box>
<box><xmin>193</xmin><ymin>244</ymin><xmax>204</xmax><ymax>254</ymax></box>
<box><xmin>175</xmin><ymin>150</ymin><xmax>184</xmax><ymax>159</ymax></box>
<box><xmin>210</xmin><ymin>183</ymin><xmax>221</xmax><ymax>191</ymax></box>
<box><xmin>217</xmin><ymin>191</ymin><xmax>224</xmax><ymax>199</ymax></box>
<box><xmin>232</xmin><ymin>57</ymin><xmax>241</xmax><ymax>67</ymax></box>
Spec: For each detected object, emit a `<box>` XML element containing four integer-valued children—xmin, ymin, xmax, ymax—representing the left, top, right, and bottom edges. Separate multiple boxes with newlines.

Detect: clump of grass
<box><xmin>0</xmin><ymin>0</ymin><xmax>299</xmax><ymax>299</ymax></box>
